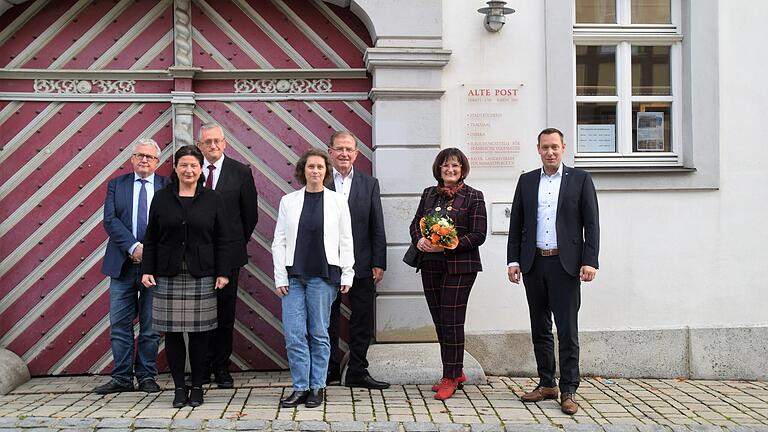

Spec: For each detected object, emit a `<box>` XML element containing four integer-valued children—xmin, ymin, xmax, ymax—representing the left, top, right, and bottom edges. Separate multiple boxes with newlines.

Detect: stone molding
<box><xmin>365</xmin><ymin>47</ymin><xmax>452</xmax><ymax>70</ymax></box>
<box><xmin>195</xmin><ymin>69</ymin><xmax>367</xmax><ymax>79</ymax></box>
<box><xmin>368</xmin><ymin>88</ymin><xmax>445</xmax><ymax>102</ymax></box>
<box><xmin>234</xmin><ymin>78</ymin><xmax>332</xmax><ymax>94</ymax></box>
<box><xmin>0</xmin><ymin>69</ymin><xmax>171</xmax><ymax>80</ymax></box>
<box><xmin>33</xmin><ymin>79</ymin><xmax>136</xmax><ymax>94</ymax></box>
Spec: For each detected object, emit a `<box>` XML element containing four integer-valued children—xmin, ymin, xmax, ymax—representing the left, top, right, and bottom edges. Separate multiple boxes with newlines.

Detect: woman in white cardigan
<box><xmin>272</xmin><ymin>148</ymin><xmax>354</xmax><ymax>409</ymax></box>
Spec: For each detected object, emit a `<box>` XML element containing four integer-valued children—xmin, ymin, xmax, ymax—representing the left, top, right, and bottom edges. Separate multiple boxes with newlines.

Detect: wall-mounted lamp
<box><xmin>477</xmin><ymin>1</ymin><xmax>515</xmax><ymax>32</ymax></box>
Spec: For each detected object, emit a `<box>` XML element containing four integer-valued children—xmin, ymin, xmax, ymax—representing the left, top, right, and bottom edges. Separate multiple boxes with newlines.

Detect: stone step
<box><xmin>353</xmin><ymin>342</ymin><xmax>487</xmax><ymax>385</ymax></box>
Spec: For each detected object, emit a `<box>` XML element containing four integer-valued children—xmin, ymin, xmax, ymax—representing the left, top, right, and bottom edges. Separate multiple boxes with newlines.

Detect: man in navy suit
<box><xmin>507</xmin><ymin>128</ymin><xmax>600</xmax><ymax>415</ymax></box>
<box><xmin>197</xmin><ymin>123</ymin><xmax>259</xmax><ymax>388</ymax></box>
<box><xmin>94</xmin><ymin>138</ymin><xmax>168</xmax><ymax>394</ymax></box>
<box><xmin>326</xmin><ymin>131</ymin><xmax>389</xmax><ymax>390</ymax></box>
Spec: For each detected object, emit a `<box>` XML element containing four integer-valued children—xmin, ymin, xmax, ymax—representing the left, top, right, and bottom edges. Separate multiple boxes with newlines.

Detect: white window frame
<box><xmin>573</xmin><ymin>0</ymin><xmax>683</xmax><ymax>168</ymax></box>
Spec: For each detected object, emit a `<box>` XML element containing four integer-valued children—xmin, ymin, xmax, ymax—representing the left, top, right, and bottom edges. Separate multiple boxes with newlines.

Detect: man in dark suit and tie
<box><xmin>326</xmin><ymin>131</ymin><xmax>389</xmax><ymax>389</ymax></box>
<box><xmin>94</xmin><ymin>138</ymin><xmax>168</xmax><ymax>394</ymax></box>
<box><xmin>197</xmin><ymin>122</ymin><xmax>259</xmax><ymax>388</ymax></box>
<box><xmin>507</xmin><ymin>128</ymin><xmax>600</xmax><ymax>415</ymax></box>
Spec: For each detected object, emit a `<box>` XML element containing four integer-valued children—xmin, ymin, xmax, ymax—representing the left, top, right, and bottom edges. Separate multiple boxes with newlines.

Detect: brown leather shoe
<box><xmin>560</xmin><ymin>392</ymin><xmax>578</xmax><ymax>414</ymax></box>
<box><xmin>521</xmin><ymin>385</ymin><xmax>559</xmax><ymax>402</ymax></box>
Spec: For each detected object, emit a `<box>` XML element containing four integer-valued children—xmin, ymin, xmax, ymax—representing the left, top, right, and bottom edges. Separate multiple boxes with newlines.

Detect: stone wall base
<box><xmin>465</xmin><ymin>325</ymin><xmax>768</xmax><ymax>380</ymax></box>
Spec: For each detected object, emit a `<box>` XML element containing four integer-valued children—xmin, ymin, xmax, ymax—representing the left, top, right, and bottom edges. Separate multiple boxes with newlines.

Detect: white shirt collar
<box><xmin>205</xmin><ymin>154</ymin><xmax>225</xmax><ymax>171</ymax></box>
<box><xmin>134</xmin><ymin>172</ymin><xmax>156</xmax><ymax>183</ymax></box>
<box><xmin>333</xmin><ymin>166</ymin><xmax>354</xmax><ymax>181</ymax></box>
<box><xmin>540</xmin><ymin>163</ymin><xmax>563</xmax><ymax>178</ymax></box>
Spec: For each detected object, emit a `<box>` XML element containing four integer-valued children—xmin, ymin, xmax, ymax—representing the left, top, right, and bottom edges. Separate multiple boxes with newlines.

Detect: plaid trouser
<box><xmin>420</xmin><ymin>259</ymin><xmax>477</xmax><ymax>378</ymax></box>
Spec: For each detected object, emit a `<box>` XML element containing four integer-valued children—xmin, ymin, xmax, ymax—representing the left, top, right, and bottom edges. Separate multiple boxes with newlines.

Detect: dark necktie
<box><xmin>136</xmin><ymin>179</ymin><xmax>148</xmax><ymax>243</ymax></box>
<box><xmin>206</xmin><ymin>164</ymin><xmax>216</xmax><ymax>189</ymax></box>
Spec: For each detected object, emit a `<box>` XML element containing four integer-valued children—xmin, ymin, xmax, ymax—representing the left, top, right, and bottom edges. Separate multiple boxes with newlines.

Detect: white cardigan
<box><xmin>271</xmin><ymin>187</ymin><xmax>355</xmax><ymax>288</ymax></box>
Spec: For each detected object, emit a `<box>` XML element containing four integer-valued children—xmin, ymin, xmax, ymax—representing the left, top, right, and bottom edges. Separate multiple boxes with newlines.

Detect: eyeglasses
<box><xmin>330</xmin><ymin>147</ymin><xmax>357</xmax><ymax>154</ymax></box>
<box><xmin>133</xmin><ymin>153</ymin><xmax>159</xmax><ymax>161</ymax></box>
<box><xmin>199</xmin><ymin>139</ymin><xmax>223</xmax><ymax>148</ymax></box>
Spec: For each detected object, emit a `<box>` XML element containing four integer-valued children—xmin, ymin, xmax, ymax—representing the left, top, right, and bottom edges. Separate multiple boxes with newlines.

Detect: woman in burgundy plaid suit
<box><xmin>409</xmin><ymin>148</ymin><xmax>487</xmax><ymax>400</ymax></box>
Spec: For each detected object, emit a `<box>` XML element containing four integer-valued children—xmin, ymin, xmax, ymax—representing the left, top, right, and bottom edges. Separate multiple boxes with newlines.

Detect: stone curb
<box><xmin>0</xmin><ymin>418</ymin><xmax>764</xmax><ymax>432</ymax></box>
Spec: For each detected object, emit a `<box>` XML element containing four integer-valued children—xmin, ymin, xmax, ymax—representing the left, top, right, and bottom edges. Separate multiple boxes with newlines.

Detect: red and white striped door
<box><xmin>0</xmin><ymin>0</ymin><xmax>372</xmax><ymax>376</ymax></box>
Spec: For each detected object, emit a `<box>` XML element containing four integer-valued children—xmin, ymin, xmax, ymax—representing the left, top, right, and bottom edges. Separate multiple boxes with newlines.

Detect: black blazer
<box><xmin>142</xmin><ymin>183</ymin><xmax>235</xmax><ymax>278</ymax></box>
<box><xmin>507</xmin><ymin>165</ymin><xmax>600</xmax><ymax>277</ymax></box>
<box><xmin>213</xmin><ymin>156</ymin><xmax>259</xmax><ymax>268</ymax></box>
<box><xmin>328</xmin><ymin>170</ymin><xmax>387</xmax><ymax>276</ymax></box>
<box><xmin>409</xmin><ymin>184</ymin><xmax>487</xmax><ymax>274</ymax></box>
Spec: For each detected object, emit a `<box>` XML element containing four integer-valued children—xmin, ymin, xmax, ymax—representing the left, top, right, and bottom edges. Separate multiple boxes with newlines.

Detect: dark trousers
<box><xmin>523</xmin><ymin>255</ymin><xmax>581</xmax><ymax>394</ymax></box>
<box><xmin>420</xmin><ymin>260</ymin><xmax>477</xmax><ymax>379</ymax></box>
<box><xmin>206</xmin><ymin>267</ymin><xmax>240</xmax><ymax>373</ymax></box>
<box><xmin>328</xmin><ymin>277</ymin><xmax>375</xmax><ymax>378</ymax></box>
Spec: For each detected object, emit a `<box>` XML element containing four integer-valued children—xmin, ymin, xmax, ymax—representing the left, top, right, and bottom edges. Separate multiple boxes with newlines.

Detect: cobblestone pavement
<box><xmin>0</xmin><ymin>372</ymin><xmax>766</xmax><ymax>431</ymax></box>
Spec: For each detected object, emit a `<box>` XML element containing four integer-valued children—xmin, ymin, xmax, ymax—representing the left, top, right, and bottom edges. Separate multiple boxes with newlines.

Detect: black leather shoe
<box><xmin>214</xmin><ymin>369</ymin><xmax>234</xmax><ymax>389</ymax></box>
<box><xmin>326</xmin><ymin>370</ymin><xmax>341</xmax><ymax>385</ymax></box>
<box><xmin>93</xmin><ymin>380</ymin><xmax>134</xmax><ymax>394</ymax></box>
<box><xmin>345</xmin><ymin>374</ymin><xmax>390</xmax><ymax>390</ymax></box>
<box><xmin>138</xmin><ymin>379</ymin><xmax>161</xmax><ymax>393</ymax></box>
<box><xmin>189</xmin><ymin>387</ymin><xmax>204</xmax><ymax>407</ymax></box>
<box><xmin>172</xmin><ymin>388</ymin><xmax>188</xmax><ymax>408</ymax></box>
<box><xmin>279</xmin><ymin>390</ymin><xmax>309</xmax><ymax>408</ymax></box>
<box><xmin>304</xmin><ymin>388</ymin><xmax>324</xmax><ymax>408</ymax></box>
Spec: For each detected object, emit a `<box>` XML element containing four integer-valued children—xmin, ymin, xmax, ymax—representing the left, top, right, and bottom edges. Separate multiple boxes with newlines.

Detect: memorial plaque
<box><xmin>462</xmin><ymin>84</ymin><xmax>523</xmax><ymax>170</ymax></box>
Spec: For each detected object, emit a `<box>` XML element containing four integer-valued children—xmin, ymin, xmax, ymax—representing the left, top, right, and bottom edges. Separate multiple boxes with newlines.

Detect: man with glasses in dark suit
<box><xmin>197</xmin><ymin>123</ymin><xmax>259</xmax><ymax>388</ymax></box>
<box><xmin>94</xmin><ymin>138</ymin><xmax>167</xmax><ymax>394</ymax></box>
<box><xmin>326</xmin><ymin>131</ymin><xmax>389</xmax><ymax>390</ymax></box>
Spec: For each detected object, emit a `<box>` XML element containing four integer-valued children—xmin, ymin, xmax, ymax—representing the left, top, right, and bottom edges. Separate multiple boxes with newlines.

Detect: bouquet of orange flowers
<box><xmin>419</xmin><ymin>212</ymin><xmax>459</xmax><ymax>249</ymax></box>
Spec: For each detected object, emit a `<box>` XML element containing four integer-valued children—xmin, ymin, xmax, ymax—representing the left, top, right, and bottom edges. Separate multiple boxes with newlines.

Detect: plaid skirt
<box><xmin>152</xmin><ymin>262</ymin><xmax>217</xmax><ymax>333</ymax></box>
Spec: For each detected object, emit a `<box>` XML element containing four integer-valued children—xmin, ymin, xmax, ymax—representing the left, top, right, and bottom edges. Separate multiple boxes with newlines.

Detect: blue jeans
<box><xmin>282</xmin><ymin>277</ymin><xmax>337</xmax><ymax>391</ymax></box>
<box><xmin>109</xmin><ymin>263</ymin><xmax>160</xmax><ymax>386</ymax></box>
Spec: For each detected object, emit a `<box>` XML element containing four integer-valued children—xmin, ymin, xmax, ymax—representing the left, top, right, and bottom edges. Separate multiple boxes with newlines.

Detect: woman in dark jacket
<box><xmin>141</xmin><ymin>145</ymin><xmax>233</xmax><ymax>408</ymax></box>
<box><xmin>409</xmin><ymin>147</ymin><xmax>487</xmax><ymax>401</ymax></box>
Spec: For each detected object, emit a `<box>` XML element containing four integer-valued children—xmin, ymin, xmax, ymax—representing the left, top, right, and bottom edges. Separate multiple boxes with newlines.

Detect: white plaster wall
<box><xmin>438</xmin><ymin>0</ymin><xmax>768</xmax><ymax>334</ymax></box>
<box><xmin>713</xmin><ymin>0</ymin><xmax>768</xmax><ymax>324</ymax></box>
<box><xmin>440</xmin><ymin>1</ymin><xmax>547</xmax><ymax>333</ymax></box>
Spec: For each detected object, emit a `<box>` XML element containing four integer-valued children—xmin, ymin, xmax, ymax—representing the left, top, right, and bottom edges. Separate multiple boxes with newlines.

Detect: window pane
<box><xmin>576</xmin><ymin>45</ymin><xmax>616</xmax><ymax>96</ymax></box>
<box><xmin>631</xmin><ymin>0</ymin><xmax>671</xmax><ymax>24</ymax></box>
<box><xmin>577</xmin><ymin>103</ymin><xmax>617</xmax><ymax>153</ymax></box>
<box><xmin>576</xmin><ymin>0</ymin><xmax>616</xmax><ymax>24</ymax></box>
<box><xmin>632</xmin><ymin>102</ymin><xmax>671</xmax><ymax>152</ymax></box>
<box><xmin>632</xmin><ymin>45</ymin><xmax>670</xmax><ymax>95</ymax></box>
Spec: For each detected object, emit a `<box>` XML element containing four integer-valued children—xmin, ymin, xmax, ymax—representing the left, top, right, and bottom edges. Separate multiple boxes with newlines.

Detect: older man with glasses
<box><xmin>325</xmin><ymin>131</ymin><xmax>388</xmax><ymax>390</ymax></box>
<box><xmin>196</xmin><ymin>122</ymin><xmax>259</xmax><ymax>388</ymax></box>
<box><xmin>94</xmin><ymin>138</ymin><xmax>168</xmax><ymax>394</ymax></box>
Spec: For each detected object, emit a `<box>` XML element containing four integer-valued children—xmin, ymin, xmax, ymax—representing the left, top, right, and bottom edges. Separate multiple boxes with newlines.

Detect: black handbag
<box><xmin>402</xmin><ymin>244</ymin><xmax>422</xmax><ymax>268</ymax></box>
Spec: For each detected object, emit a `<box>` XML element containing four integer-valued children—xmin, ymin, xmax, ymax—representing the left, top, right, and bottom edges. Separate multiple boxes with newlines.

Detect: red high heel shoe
<box><xmin>434</xmin><ymin>377</ymin><xmax>459</xmax><ymax>400</ymax></box>
<box><xmin>432</xmin><ymin>371</ymin><xmax>466</xmax><ymax>392</ymax></box>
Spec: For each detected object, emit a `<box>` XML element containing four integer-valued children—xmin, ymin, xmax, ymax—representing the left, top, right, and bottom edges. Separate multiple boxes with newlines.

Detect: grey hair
<box><xmin>198</xmin><ymin>122</ymin><xmax>226</xmax><ymax>142</ymax></box>
<box><xmin>328</xmin><ymin>130</ymin><xmax>358</xmax><ymax>149</ymax></box>
<box><xmin>133</xmin><ymin>138</ymin><xmax>161</xmax><ymax>155</ymax></box>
